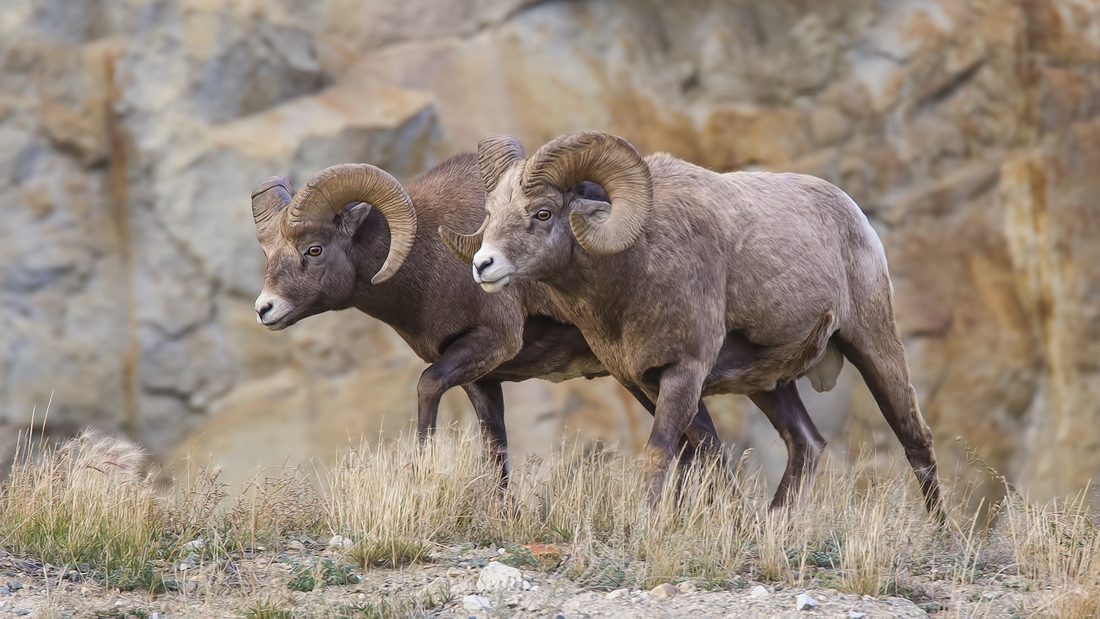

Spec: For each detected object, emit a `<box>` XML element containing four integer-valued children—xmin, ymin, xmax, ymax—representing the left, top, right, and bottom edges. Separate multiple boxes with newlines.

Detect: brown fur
<box><xmin>251</xmin><ymin>154</ymin><xmax>726</xmax><ymax>481</ymax></box>
<box><xmin>468</xmin><ymin>134</ymin><xmax>944</xmax><ymax>518</ymax></box>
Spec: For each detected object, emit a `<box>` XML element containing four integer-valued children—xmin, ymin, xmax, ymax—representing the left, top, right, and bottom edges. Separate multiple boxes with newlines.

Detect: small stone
<box><xmin>327</xmin><ymin>535</ymin><xmax>354</xmax><ymax>550</ymax></box>
<box><xmin>151</xmin><ymin>614</ymin><xmax>160</xmax><ymax>619</ymax></box>
<box><xmin>811</xmin><ymin>577</ymin><xmax>821</xmax><ymax>585</ymax></box>
<box><xmin>849</xmin><ymin>612</ymin><xmax>865</xmax><ymax>619</ymax></box>
<box><xmin>677</xmin><ymin>581</ymin><xmax>697</xmax><ymax>594</ymax></box>
<box><xmin>497</xmin><ymin>547</ymin><xmax>506</xmax><ymax>555</ymax></box>
<box><xmin>447</xmin><ymin>567</ymin><xmax>464</xmax><ymax>578</ymax></box>
<box><xmin>7</xmin><ymin>583</ymin><xmax>21</xmax><ymax>591</ymax></box>
<box><xmin>650</xmin><ymin>583</ymin><xmax>678</xmax><ymax>599</ymax></box>
<box><xmin>0</xmin><ymin>587</ymin><xmax>8</xmax><ymax>596</ymax></box>
<box><xmin>476</xmin><ymin>561</ymin><xmax>524</xmax><ymax>592</ymax></box>
<box><xmin>457</xmin><ymin>561</ymin><xmax>471</xmax><ymax>568</ymax></box>
<box><xmin>287</xmin><ymin>540</ymin><xmax>305</xmax><ymax>551</ymax></box>
<box><xmin>605</xmin><ymin>588</ymin><xmax>628</xmax><ymax>600</ymax></box>
<box><xmin>184</xmin><ymin>538</ymin><xmax>205</xmax><ymax>550</ymax></box>
<box><xmin>774</xmin><ymin>584</ymin><xmax>784</xmax><ymax>591</ymax></box>
<box><xmin>461</xmin><ymin>595</ymin><xmax>494</xmax><ymax>613</ymax></box>
<box><xmin>358</xmin><ymin>593</ymin><xmax>366</xmax><ymax>601</ymax></box>
<box><xmin>13</xmin><ymin>610</ymin><xmax>30</xmax><ymax>616</ymax></box>
<box><xmin>750</xmin><ymin>585</ymin><xmax>770</xmax><ymax>599</ymax></box>
<box><xmin>796</xmin><ymin>593</ymin><xmax>818</xmax><ymax>611</ymax></box>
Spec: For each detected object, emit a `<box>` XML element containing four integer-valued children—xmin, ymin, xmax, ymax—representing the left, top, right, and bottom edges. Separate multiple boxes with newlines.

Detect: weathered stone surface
<box><xmin>3</xmin><ymin>0</ymin><xmax>1100</xmax><ymax>506</ymax></box>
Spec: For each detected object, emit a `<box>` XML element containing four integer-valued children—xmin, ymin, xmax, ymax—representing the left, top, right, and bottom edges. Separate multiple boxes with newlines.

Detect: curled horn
<box><xmin>439</xmin><ymin>216</ymin><xmax>488</xmax><ymax>265</ymax></box>
<box><xmin>251</xmin><ymin>176</ymin><xmax>294</xmax><ymax>244</ymax></box>
<box><xmin>477</xmin><ymin>134</ymin><xmax>526</xmax><ymax>193</ymax></box>
<box><xmin>286</xmin><ymin>163</ymin><xmax>417</xmax><ymax>284</ymax></box>
<box><xmin>523</xmin><ymin>131</ymin><xmax>652</xmax><ymax>255</ymax></box>
<box><xmin>439</xmin><ymin>135</ymin><xmax>526</xmax><ymax>264</ymax></box>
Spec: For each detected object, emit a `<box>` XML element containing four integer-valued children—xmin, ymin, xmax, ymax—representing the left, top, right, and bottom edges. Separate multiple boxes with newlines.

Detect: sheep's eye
<box><xmin>306</xmin><ymin>246</ymin><xmax>323</xmax><ymax>257</ymax></box>
<box><xmin>535</xmin><ymin>209</ymin><xmax>552</xmax><ymax>221</ymax></box>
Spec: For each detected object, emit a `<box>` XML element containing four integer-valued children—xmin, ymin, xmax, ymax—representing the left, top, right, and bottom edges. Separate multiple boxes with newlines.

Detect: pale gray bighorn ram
<box><xmin>440</xmin><ymin>132</ymin><xmax>943</xmax><ymax>518</ymax></box>
<box><xmin>250</xmin><ymin>154</ymin><xmax>747</xmax><ymax>481</ymax></box>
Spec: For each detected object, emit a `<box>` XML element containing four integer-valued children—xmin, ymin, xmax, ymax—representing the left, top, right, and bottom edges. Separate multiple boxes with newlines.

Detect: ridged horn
<box><xmin>439</xmin><ymin>216</ymin><xmax>488</xmax><ymax>265</ymax></box>
<box><xmin>477</xmin><ymin>135</ymin><xmax>526</xmax><ymax>193</ymax></box>
<box><xmin>286</xmin><ymin>163</ymin><xmax>417</xmax><ymax>284</ymax></box>
<box><xmin>251</xmin><ymin>176</ymin><xmax>294</xmax><ymax>244</ymax></box>
<box><xmin>523</xmin><ymin>131</ymin><xmax>652</xmax><ymax>255</ymax></box>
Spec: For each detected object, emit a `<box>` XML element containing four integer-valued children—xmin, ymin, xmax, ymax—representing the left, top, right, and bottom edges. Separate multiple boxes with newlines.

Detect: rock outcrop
<box><xmin>2</xmin><ymin>0</ymin><xmax>1098</xmax><ymax>503</ymax></box>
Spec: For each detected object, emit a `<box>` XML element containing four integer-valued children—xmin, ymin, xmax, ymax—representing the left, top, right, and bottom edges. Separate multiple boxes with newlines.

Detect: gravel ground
<box><xmin>0</xmin><ymin>544</ymin><xmax>1035</xmax><ymax>618</ymax></box>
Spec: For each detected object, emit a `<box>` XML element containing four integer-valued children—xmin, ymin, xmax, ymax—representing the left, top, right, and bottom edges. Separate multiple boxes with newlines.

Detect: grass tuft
<box><xmin>0</xmin><ymin>428</ymin><xmax>163</xmax><ymax>585</ymax></box>
<box><xmin>0</xmin><ymin>424</ymin><xmax>1098</xmax><ymax>618</ymax></box>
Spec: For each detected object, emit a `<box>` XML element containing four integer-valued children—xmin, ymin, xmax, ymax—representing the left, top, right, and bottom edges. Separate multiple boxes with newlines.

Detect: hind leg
<box><xmin>836</xmin><ymin>301</ymin><xmax>944</xmax><ymax>521</ymax></box>
<box><xmin>749</xmin><ymin>382</ymin><xmax>826</xmax><ymax>511</ymax></box>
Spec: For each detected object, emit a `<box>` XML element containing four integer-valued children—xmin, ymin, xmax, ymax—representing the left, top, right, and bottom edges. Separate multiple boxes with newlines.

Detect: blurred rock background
<box><xmin>1</xmin><ymin>0</ymin><xmax>1098</xmax><ymax>505</ymax></box>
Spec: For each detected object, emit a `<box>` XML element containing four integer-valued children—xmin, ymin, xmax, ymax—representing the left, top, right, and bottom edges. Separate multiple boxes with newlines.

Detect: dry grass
<box><xmin>0</xmin><ymin>424</ymin><xmax>1097</xmax><ymax>617</ymax></box>
<box><xmin>0</xmin><ymin>428</ymin><xmax>164</xmax><ymax>590</ymax></box>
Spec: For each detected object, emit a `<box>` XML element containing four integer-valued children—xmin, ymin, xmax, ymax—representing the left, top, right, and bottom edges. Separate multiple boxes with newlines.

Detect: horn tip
<box><xmin>252</xmin><ymin>176</ymin><xmax>293</xmax><ymax>199</ymax></box>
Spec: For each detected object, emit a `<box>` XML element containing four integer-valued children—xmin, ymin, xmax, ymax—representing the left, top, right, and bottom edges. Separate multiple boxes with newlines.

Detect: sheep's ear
<box><xmin>570</xmin><ymin>198</ymin><xmax>611</xmax><ymax>225</ymax></box>
<box><xmin>571</xmin><ymin>181</ymin><xmax>609</xmax><ymax>203</ymax></box>
<box><xmin>337</xmin><ymin>202</ymin><xmax>372</xmax><ymax>236</ymax></box>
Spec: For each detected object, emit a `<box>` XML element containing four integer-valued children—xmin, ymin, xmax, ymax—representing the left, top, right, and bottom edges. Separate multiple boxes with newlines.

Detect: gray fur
<box><xmin>466</xmin><ymin>134</ymin><xmax>944</xmax><ymax>518</ymax></box>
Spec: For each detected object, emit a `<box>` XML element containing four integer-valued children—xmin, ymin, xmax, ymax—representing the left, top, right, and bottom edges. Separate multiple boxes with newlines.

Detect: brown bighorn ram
<box><xmin>440</xmin><ymin>132</ymin><xmax>943</xmax><ymax>518</ymax></box>
<box><xmin>250</xmin><ymin>153</ymin><xmax>739</xmax><ymax>481</ymax></box>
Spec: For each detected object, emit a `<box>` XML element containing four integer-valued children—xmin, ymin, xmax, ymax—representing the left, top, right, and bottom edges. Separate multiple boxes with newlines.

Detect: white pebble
<box><xmin>650</xmin><ymin>583</ymin><xmax>678</xmax><ymax>599</ymax></box>
<box><xmin>461</xmin><ymin>594</ymin><xmax>494</xmax><ymax>613</ymax></box>
<box><xmin>796</xmin><ymin>592</ymin><xmax>818</xmax><ymax>611</ymax></box>
<box><xmin>750</xmin><ymin>585</ymin><xmax>770</xmax><ymax>599</ymax></box>
<box><xmin>327</xmin><ymin>535</ymin><xmax>354</xmax><ymax>550</ymax></box>
<box><xmin>476</xmin><ymin>561</ymin><xmax>524</xmax><ymax>592</ymax></box>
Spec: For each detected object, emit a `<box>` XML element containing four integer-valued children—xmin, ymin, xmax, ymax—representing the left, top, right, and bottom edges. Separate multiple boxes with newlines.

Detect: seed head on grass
<box><xmin>0</xmin><ymin>429</ymin><xmax>163</xmax><ymax>588</ymax></box>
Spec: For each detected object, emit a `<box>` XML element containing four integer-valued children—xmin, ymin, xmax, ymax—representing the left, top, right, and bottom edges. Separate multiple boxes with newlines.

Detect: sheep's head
<box><xmin>250</xmin><ymin>164</ymin><xmax>416</xmax><ymax>330</ymax></box>
<box><xmin>439</xmin><ymin>131</ymin><xmax>652</xmax><ymax>293</ymax></box>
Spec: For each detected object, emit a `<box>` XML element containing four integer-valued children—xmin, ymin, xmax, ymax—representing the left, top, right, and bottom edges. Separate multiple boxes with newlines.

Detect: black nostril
<box><xmin>475</xmin><ymin>257</ymin><xmax>494</xmax><ymax>274</ymax></box>
<box><xmin>257</xmin><ymin>302</ymin><xmax>273</xmax><ymax>318</ymax></box>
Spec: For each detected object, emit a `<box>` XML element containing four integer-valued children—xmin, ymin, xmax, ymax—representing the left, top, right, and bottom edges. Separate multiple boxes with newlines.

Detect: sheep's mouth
<box><xmin>258</xmin><ymin>310</ymin><xmax>299</xmax><ymax>331</ymax></box>
<box><xmin>262</xmin><ymin>318</ymin><xmax>296</xmax><ymax>331</ymax></box>
<box><xmin>478</xmin><ymin>274</ymin><xmax>512</xmax><ymax>293</ymax></box>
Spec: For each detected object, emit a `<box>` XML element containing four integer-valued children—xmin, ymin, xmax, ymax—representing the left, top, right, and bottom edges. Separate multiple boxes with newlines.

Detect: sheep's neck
<box><xmin>348</xmin><ymin>210</ymin><xmax>428</xmax><ymax>333</ymax></box>
<box><xmin>542</xmin><ymin>248</ymin><xmax>640</xmax><ymax>343</ymax></box>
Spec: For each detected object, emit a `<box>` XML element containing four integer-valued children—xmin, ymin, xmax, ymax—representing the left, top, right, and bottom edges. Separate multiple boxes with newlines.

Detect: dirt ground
<box><xmin>0</xmin><ymin>541</ymin><xmax>1039</xmax><ymax>618</ymax></box>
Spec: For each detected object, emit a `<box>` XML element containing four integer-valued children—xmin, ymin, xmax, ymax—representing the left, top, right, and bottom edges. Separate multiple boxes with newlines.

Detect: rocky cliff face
<box><xmin>2</xmin><ymin>0</ymin><xmax>1098</xmax><ymax>502</ymax></box>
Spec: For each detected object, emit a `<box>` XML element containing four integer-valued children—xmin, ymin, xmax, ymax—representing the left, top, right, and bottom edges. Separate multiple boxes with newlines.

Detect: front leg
<box><xmin>462</xmin><ymin>381</ymin><xmax>509</xmax><ymax>484</ymax></box>
<box><xmin>625</xmin><ymin>387</ymin><xmax>721</xmax><ymax>465</ymax></box>
<box><xmin>644</xmin><ymin>363</ymin><xmax>710</xmax><ymax>506</ymax></box>
<box><xmin>416</xmin><ymin>327</ymin><xmax>521</xmax><ymax>452</ymax></box>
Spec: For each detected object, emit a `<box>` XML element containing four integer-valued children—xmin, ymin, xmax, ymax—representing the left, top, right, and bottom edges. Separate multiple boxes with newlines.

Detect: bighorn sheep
<box><xmin>440</xmin><ymin>132</ymin><xmax>943</xmax><ymax>517</ymax></box>
<box><xmin>249</xmin><ymin>153</ymin><xmax>733</xmax><ymax>480</ymax></box>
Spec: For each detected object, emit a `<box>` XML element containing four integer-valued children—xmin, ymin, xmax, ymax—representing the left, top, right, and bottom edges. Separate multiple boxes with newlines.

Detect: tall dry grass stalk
<box><xmin>323</xmin><ymin>426</ymin><xmax>945</xmax><ymax>592</ymax></box>
<box><xmin>0</xmin><ymin>428</ymin><xmax>162</xmax><ymax>587</ymax></box>
<box><xmin>323</xmin><ymin>428</ymin><xmax>502</xmax><ymax>566</ymax></box>
<box><xmin>1002</xmin><ymin>485</ymin><xmax>1100</xmax><ymax>617</ymax></box>
<box><xmin>1</xmin><ymin>423</ymin><xmax>1098</xmax><ymax>618</ymax></box>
